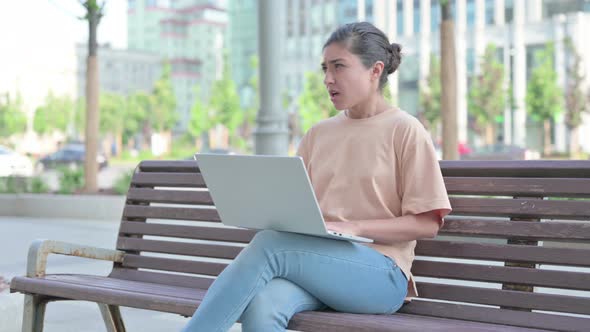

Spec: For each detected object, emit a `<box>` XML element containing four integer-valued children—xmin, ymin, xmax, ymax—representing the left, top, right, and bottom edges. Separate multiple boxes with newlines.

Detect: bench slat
<box><xmin>126</xmin><ymin>188</ymin><xmax>214</xmax><ymax>205</ymax></box>
<box><xmin>416</xmin><ymin>240</ymin><xmax>590</xmax><ymax>267</ymax></box>
<box><xmin>122</xmin><ymin>254</ymin><xmax>227</xmax><ymax>276</ymax></box>
<box><xmin>413</xmin><ymin>260</ymin><xmax>590</xmax><ymax>290</ymax></box>
<box><xmin>440</xmin><ymin>217</ymin><xmax>590</xmax><ymax>240</ymax></box>
<box><xmin>444</xmin><ymin>177</ymin><xmax>590</xmax><ymax>197</ymax></box>
<box><xmin>440</xmin><ymin>160</ymin><xmax>590</xmax><ymax>178</ymax></box>
<box><xmin>118</xmin><ymin>221</ymin><xmax>256</xmax><ymax>243</ymax></box>
<box><xmin>139</xmin><ymin>160</ymin><xmax>200</xmax><ymax>173</ymax></box>
<box><xmin>109</xmin><ymin>268</ymin><xmax>214</xmax><ymax>290</ymax></box>
<box><xmin>449</xmin><ymin>197</ymin><xmax>590</xmax><ymax>220</ymax></box>
<box><xmin>416</xmin><ymin>282</ymin><xmax>590</xmax><ymax>315</ymax></box>
<box><xmin>117</xmin><ymin>237</ymin><xmax>243</xmax><ymax>259</ymax></box>
<box><xmin>399</xmin><ymin>300</ymin><xmax>588</xmax><ymax>332</ymax></box>
<box><xmin>131</xmin><ymin>173</ymin><xmax>205</xmax><ymax>188</ymax></box>
<box><xmin>122</xmin><ymin>205</ymin><xmax>221</xmax><ymax>222</ymax></box>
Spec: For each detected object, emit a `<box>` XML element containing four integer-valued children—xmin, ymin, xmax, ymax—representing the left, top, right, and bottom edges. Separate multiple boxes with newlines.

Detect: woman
<box><xmin>181</xmin><ymin>22</ymin><xmax>451</xmax><ymax>332</ymax></box>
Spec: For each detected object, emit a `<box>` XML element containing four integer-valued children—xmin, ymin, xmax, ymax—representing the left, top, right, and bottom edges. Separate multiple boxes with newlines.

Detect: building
<box><xmin>76</xmin><ymin>43</ymin><xmax>162</xmax><ymax>99</ymax></box>
<box><xmin>127</xmin><ymin>0</ymin><xmax>227</xmax><ymax>131</ymax></box>
<box><xmin>230</xmin><ymin>0</ymin><xmax>590</xmax><ymax>153</ymax></box>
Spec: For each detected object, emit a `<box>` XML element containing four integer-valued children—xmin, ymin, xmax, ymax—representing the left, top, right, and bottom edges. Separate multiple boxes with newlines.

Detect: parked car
<box><xmin>37</xmin><ymin>144</ymin><xmax>108</xmax><ymax>172</ymax></box>
<box><xmin>0</xmin><ymin>145</ymin><xmax>34</xmax><ymax>177</ymax></box>
<box><xmin>461</xmin><ymin>144</ymin><xmax>540</xmax><ymax>160</ymax></box>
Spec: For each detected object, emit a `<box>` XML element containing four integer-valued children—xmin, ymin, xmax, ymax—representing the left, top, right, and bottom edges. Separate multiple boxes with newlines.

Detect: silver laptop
<box><xmin>194</xmin><ymin>153</ymin><xmax>373</xmax><ymax>243</ymax></box>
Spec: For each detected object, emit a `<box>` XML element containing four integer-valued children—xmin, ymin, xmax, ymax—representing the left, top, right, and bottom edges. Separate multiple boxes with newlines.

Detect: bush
<box><xmin>113</xmin><ymin>170</ymin><xmax>134</xmax><ymax>195</ymax></box>
<box><xmin>57</xmin><ymin>166</ymin><xmax>84</xmax><ymax>194</ymax></box>
<box><xmin>0</xmin><ymin>176</ymin><xmax>50</xmax><ymax>194</ymax></box>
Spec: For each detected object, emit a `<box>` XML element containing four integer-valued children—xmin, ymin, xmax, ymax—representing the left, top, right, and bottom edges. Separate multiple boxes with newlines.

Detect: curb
<box><xmin>0</xmin><ymin>291</ymin><xmax>23</xmax><ymax>332</ymax></box>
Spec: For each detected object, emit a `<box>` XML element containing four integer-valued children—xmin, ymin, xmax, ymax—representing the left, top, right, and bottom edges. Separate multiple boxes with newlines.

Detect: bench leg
<box><xmin>98</xmin><ymin>304</ymin><xmax>126</xmax><ymax>332</ymax></box>
<box><xmin>22</xmin><ymin>295</ymin><xmax>47</xmax><ymax>332</ymax></box>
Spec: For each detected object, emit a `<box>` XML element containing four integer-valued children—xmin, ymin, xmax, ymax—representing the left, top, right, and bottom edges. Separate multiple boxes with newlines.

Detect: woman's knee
<box><xmin>240</xmin><ymin>284</ymin><xmax>288</xmax><ymax>331</ymax></box>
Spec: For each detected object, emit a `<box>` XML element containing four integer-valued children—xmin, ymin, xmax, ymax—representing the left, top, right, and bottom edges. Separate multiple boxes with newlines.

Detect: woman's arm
<box><xmin>325</xmin><ymin>210</ymin><xmax>441</xmax><ymax>244</ymax></box>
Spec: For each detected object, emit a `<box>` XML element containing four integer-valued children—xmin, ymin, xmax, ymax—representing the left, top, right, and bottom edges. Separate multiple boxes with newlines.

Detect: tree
<box><xmin>0</xmin><ymin>92</ymin><xmax>27</xmax><ymax>140</ymax></box>
<box><xmin>526</xmin><ymin>43</ymin><xmax>563</xmax><ymax>156</ymax></box>
<box><xmin>208</xmin><ymin>58</ymin><xmax>243</xmax><ymax>147</ymax></box>
<box><xmin>468</xmin><ymin>44</ymin><xmax>506</xmax><ymax>145</ymax></box>
<box><xmin>124</xmin><ymin>92</ymin><xmax>149</xmax><ymax>148</ymax></box>
<box><xmin>440</xmin><ymin>0</ymin><xmax>458</xmax><ymax>160</ymax></box>
<box><xmin>99</xmin><ymin>92</ymin><xmax>126</xmax><ymax>156</ymax></box>
<box><xmin>81</xmin><ymin>0</ymin><xmax>105</xmax><ymax>193</ymax></box>
<box><xmin>419</xmin><ymin>56</ymin><xmax>442</xmax><ymax>139</ymax></box>
<box><xmin>564</xmin><ymin>38</ymin><xmax>588</xmax><ymax>157</ymax></box>
<box><xmin>188</xmin><ymin>86</ymin><xmax>214</xmax><ymax>150</ymax></box>
<box><xmin>33</xmin><ymin>92</ymin><xmax>74</xmax><ymax>135</ymax></box>
<box><xmin>149</xmin><ymin>62</ymin><xmax>178</xmax><ymax>133</ymax></box>
<box><xmin>298</xmin><ymin>71</ymin><xmax>338</xmax><ymax>133</ymax></box>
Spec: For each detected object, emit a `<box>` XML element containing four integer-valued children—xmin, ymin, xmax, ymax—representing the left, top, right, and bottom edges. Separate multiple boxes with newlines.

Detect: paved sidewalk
<box><xmin>0</xmin><ymin>216</ymin><xmax>253</xmax><ymax>332</ymax></box>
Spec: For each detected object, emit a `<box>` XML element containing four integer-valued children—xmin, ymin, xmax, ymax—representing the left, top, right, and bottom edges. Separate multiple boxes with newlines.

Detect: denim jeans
<box><xmin>181</xmin><ymin>230</ymin><xmax>408</xmax><ymax>332</ymax></box>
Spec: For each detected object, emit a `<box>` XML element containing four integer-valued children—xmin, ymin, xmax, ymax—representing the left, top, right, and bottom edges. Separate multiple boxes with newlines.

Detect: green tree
<box><xmin>564</xmin><ymin>38</ymin><xmax>588</xmax><ymax>157</ymax></box>
<box><xmin>33</xmin><ymin>92</ymin><xmax>75</xmax><ymax>135</ymax></box>
<box><xmin>468</xmin><ymin>44</ymin><xmax>506</xmax><ymax>145</ymax></box>
<box><xmin>298</xmin><ymin>71</ymin><xmax>338</xmax><ymax>133</ymax></box>
<box><xmin>526</xmin><ymin>43</ymin><xmax>563</xmax><ymax>156</ymax></box>
<box><xmin>188</xmin><ymin>86</ymin><xmax>214</xmax><ymax>150</ymax></box>
<box><xmin>208</xmin><ymin>58</ymin><xmax>243</xmax><ymax>146</ymax></box>
<box><xmin>150</xmin><ymin>62</ymin><xmax>178</xmax><ymax>132</ymax></box>
<box><xmin>0</xmin><ymin>92</ymin><xmax>27</xmax><ymax>139</ymax></box>
<box><xmin>99</xmin><ymin>92</ymin><xmax>126</xmax><ymax>156</ymax></box>
<box><xmin>124</xmin><ymin>92</ymin><xmax>149</xmax><ymax>147</ymax></box>
<box><xmin>419</xmin><ymin>56</ymin><xmax>442</xmax><ymax>139</ymax></box>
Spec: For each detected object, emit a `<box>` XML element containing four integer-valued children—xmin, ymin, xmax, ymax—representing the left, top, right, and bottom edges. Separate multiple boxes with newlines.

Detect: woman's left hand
<box><xmin>325</xmin><ymin>221</ymin><xmax>361</xmax><ymax>236</ymax></box>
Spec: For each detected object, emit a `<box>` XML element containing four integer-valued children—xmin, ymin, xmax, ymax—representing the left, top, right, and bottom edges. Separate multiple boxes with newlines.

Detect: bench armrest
<box><xmin>26</xmin><ymin>239</ymin><xmax>125</xmax><ymax>278</ymax></box>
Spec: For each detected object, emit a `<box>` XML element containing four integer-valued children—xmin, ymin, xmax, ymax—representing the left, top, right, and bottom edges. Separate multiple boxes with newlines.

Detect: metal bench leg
<box><xmin>98</xmin><ymin>304</ymin><xmax>126</xmax><ymax>332</ymax></box>
<box><xmin>22</xmin><ymin>295</ymin><xmax>47</xmax><ymax>332</ymax></box>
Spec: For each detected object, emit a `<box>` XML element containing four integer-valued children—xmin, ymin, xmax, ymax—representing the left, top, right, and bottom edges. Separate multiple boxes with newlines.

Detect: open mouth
<box><xmin>329</xmin><ymin>91</ymin><xmax>340</xmax><ymax>98</ymax></box>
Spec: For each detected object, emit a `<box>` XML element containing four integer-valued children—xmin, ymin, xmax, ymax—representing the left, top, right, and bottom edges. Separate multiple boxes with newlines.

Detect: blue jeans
<box><xmin>181</xmin><ymin>230</ymin><xmax>408</xmax><ymax>332</ymax></box>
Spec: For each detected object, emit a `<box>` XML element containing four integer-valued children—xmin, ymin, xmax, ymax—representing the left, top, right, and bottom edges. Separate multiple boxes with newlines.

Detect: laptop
<box><xmin>194</xmin><ymin>153</ymin><xmax>373</xmax><ymax>243</ymax></box>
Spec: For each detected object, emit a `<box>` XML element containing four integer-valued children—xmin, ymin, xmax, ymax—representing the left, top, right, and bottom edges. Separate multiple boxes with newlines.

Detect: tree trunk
<box><xmin>569</xmin><ymin>127</ymin><xmax>579</xmax><ymax>158</ymax></box>
<box><xmin>543</xmin><ymin>120</ymin><xmax>552</xmax><ymax>157</ymax></box>
<box><xmin>440</xmin><ymin>2</ymin><xmax>459</xmax><ymax>160</ymax></box>
<box><xmin>485</xmin><ymin>124</ymin><xmax>495</xmax><ymax>146</ymax></box>
<box><xmin>83</xmin><ymin>2</ymin><xmax>102</xmax><ymax>193</ymax></box>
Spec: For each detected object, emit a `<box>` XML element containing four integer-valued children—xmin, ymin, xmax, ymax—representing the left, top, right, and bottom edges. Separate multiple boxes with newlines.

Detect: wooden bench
<box><xmin>10</xmin><ymin>160</ymin><xmax>590</xmax><ymax>331</ymax></box>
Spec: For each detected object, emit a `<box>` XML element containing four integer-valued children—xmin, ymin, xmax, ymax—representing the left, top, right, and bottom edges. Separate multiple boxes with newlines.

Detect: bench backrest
<box><xmin>112</xmin><ymin>160</ymin><xmax>590</xmax><ymax>331</ymax></box>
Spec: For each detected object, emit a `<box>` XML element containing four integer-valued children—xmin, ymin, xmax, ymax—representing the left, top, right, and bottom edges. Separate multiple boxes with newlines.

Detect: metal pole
<box><xmin>255</xmin><ymin>0</ymin><xmax>289</xmax><ymax>155</ymax></box>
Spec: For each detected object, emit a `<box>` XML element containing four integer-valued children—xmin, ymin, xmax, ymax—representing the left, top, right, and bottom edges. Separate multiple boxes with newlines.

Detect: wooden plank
<box><xmin>122</xmin><ymin>254</ymin><xmax>227</xmax><ymax>276</ymax></box>
<box><xmin>412</xmin><ymin>261</ymin><xmax>590</xmax><ymax>291</ymax></box>
<box><xmin>118</xmin><ymin>221</ymin><xmax>257</xmax><ymax>243</ymax></box>
<box><xmin>416</xmin><ymin>282</ymin><xmax>590</xmax><ymax>315</ymax></box>
<box><xmin>117</xmin><ymin>237</ymin><xmax>243</xmax><ymax>259</ymax></box>
<box><xmin>131</xmin><ymin>173</ymin><xmax>205</xmax><ymax>188</ymax></box>
<box><xmin>449</xmin><ymin>197</ymin><xmax>590</xmax><ymax>220</ymax></box>
<box><xmin>122</xmin><ymin>205</ymin><xmax>221</xmax><ymax>222</ymax></box>
<box><xmin>138</xmin><ymin>160</ymin><xmax>200</xmax><ymax>173</ymax></box>
<box><xmin>126</xmin><ymin>188</ymin><xmax>214</xmax><ymax>205</ymax></box>
<box><xmin>444</xmin><ymin>177</ymin><xmax>590</xmax><ymax>198</ymax></box>
<box><xmin>440</xmin><ymin>160</ymin><xmax>590</xmax><ymax>178</ymax></box>
<box><xmin>399</xmin><ymin>300</ymin><xmax>588</xmax><ymax>332</ymax></box>
<box><xmin>109</xmin><ymin>268</ymin><xmax>214</xmax><ymax>290</ymax></box>
<box><xmin>415</xmin><ymin>240</ymin><xmax>590</xmax><ymax>267</ymax></box>
<box><xmin>440</xmin><ymin>217</ymin><xmax>590</xmax><ymax>241</ymax></box>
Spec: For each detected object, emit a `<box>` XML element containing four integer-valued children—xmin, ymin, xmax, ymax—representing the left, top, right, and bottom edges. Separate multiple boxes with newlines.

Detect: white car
<box><xmin>0</xmin><ymin>146</ymin><xmax>34</xmax><ymax>177</ymax></box>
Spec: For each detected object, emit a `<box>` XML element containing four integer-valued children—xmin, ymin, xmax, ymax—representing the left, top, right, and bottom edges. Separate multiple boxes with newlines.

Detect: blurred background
<box><xmin>1</xmin><ymin>0</ymin><xmax>589</xmax><ymax>194</ymax></box>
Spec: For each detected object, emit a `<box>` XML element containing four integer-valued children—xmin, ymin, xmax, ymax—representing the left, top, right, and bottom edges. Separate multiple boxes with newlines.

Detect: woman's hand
<box><xmin>325</xmin><ymin>221</ymin><xmax>360</xmax><ymax>236</ymax></box>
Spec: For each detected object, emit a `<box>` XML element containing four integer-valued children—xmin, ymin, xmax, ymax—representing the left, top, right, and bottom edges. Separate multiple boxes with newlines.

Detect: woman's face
<box><xmin>322</xmin><ymin>42</ymin><xmax>376</xmax><ymax>110</ymax></box>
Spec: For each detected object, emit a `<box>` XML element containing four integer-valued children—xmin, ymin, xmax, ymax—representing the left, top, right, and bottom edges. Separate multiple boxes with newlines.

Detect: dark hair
<box><xmin>323</xmin><ymin>22</ymin><xmax>402</xmax><ymax>90</ymax></box>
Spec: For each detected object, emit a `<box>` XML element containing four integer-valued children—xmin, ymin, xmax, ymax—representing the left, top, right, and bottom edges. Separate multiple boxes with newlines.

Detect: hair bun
<box><xmin>387</xmin><ymin>43</ymin><xmax>402</xmax><ymax>74</ymax></box>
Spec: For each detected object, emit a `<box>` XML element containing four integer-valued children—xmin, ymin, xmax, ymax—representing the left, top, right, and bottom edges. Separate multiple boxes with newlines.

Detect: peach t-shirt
<box><xmin>296</xmin><ymin>108</ymin><xmax>451</xmax><ymax>298</ymax></box>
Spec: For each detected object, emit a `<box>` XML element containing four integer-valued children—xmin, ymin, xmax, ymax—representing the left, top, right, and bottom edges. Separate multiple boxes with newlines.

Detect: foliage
<box><xmin>0</xmin><ymin>92</ymin><xmax>27</xmax><ymax>138</ymax></box>
<box><xmin>525</xmin><ymin>43</ymin><xmax>563</xmax><ymax>123</ymax></box>
<box><xmin>419</xmin><ymin>56</ymin><xmax>442</xmax><ymax>132</ymax></box>
<box><xmin>298</xmin><ymin>71</ymin><xmax>338</xmax><ymax>133</ymax></box>
<box><xmin>113</xmin><ymin>170</ymin><xmax>134</xmax><ymax>195</ymax></box>
<box><xmin>57</xmin><ymin>166</ymin><xmax>85</xmax><ymax>194</ymax></box>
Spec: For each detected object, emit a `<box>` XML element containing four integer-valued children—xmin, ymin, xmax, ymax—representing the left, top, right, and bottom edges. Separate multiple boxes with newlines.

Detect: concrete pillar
<box><xmin>373</xmin><ymin>0</ymin><xmax>387</xmax><ymax>31</ymax></box>
<box><xmin>419</xmin><ymin>0</ymin><xmax>431</xmax><ymax>85</ymax></box>
<box><xmin>255</xmin><ymin>0</ymin><xmax>289</xmax><ymax>155</ymax></box>
<box><xmin>512</xmin><ymin>0</ymin><xmax>527</xmax><ymax>147</ymax></box>
<box><xmin>387</xmin><ymin>0</ymin><xmax>399</xmax><ymax>104</ymax></box>
<box><xmin>403</xmin><ymin>0</ymin><xmax>413</xmax><ymax>37</ymax></box>
<box><xmin>474</xmin><ymin>0</ymin><xmax>486</xmax><ymax>75</ymax></box>
<box><xmin>456</xmin><ymin>0</ymin><xmax>468</xmax><ymax>144</ymax></box>
<box><xmin>554</xmin><ymin>14</ymin><xmax>566</xmax><ymax>153</ymax></box>
<box><xmin>495</xmin><ymin>0</ymin><xmax>505</xmax><ymax>25</ymax></box>
<box><xmin>358</xmin><ymin>0</ymin><xmax>366</xmax><ymax>21</ymax></box>
<box><xmin>527</xmin><ymin>0</ymin><xmax>542</xmax><ymax>22</ymax></box>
